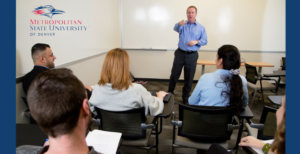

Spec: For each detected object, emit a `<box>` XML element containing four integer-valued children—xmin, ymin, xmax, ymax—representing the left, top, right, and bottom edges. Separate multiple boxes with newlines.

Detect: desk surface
<box><xmin>268</xmin><ymin>96</ymin><xmax>283</xmax><ymax>106</ymax></box>
<box><xmin>239</xmin><ymin>106</ymin><xmax>254</xmax><ymax>119</ymax></box>
<box><xmin>197</xmin><ymin>60</ymin><xmax>274</xmax><ymax>67</ymax></box>
<box><xmin>16</xmin><ymin>124</ymin><xmax>48</xmax><ymax>147</ymax></box>
<box><xmin>159</xmin><ymin>94</ymin><xmax>174</xmax><ymax>118</ymax></box>
<box><xmin>264</xmin><ymin>70</ymin><xmax>285</xmax><ymax>77</ymax></box>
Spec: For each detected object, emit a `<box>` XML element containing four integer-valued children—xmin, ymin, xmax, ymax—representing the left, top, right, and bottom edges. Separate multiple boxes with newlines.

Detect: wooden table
<box><xmin>197</xmin><ymin>60</ymin><xmax>274</xmax><ymax>75</ymax></box>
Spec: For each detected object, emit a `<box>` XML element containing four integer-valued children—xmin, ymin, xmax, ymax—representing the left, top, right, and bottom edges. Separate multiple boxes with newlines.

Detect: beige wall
<box><xmin>16</xmin><ymin>50</ymin><xmax>285</xmax><ymax>123</ymax></box>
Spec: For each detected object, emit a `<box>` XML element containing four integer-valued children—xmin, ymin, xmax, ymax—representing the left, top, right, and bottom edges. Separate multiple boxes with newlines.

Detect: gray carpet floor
<box><xmin>91</xmin><ymin>81</ymin><xmax>285</xmax><ymax>154</ymax></box>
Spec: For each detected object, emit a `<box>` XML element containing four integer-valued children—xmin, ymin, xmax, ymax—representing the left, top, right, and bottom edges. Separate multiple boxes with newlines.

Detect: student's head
<box><xmin>98</xmin><ymin>48</ymin><xmax>132</xmax><ymax>91</ymax></box>
<box><xmin>27</xmin><ymin>68</ymin><xmax>91</xmax><ymax>137</ymax></box>
<box><xmin>31</xmin><ymin>43</ymin><xmax>56</xmax><ymax>68</ymax></box>
<box><xmin>271</xmin><ymin>96</ymin><xmax>286</xmax><ymax>154</ymax></box>
<box><xmin>186</xmin><ymin>6</ymin><xmax>197</xmax><ymax>23</ymax></box>
<box><xmin>216</xmin><ymin>45</ymin><xmax>241</xmax><ymax>70</ymax></box>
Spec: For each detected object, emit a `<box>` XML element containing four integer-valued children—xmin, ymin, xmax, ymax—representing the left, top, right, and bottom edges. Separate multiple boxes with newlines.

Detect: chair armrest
<box><xmin>257</xmin><ymin>76</ymin><xmax>278</xmax><ymax>84</ymax></box>
<box><xmin>91</xmin><ymin>118</ymin><xmax>101</xmax><ymax>126</ymax></box>
<box><xmin>246</xmin><ymin>118</ymin><xmax>264</xmax><ymax>130</ymax></box>
<box><xmin>170</xmin><ymin>112</ymin><xmax>182</xmax><ymax>127</ymax></box>
<box><xmin>141</xmin><ymin>123</ymin><xmax>154</xmax><ymax>130</ymax></box>
<box><xmin>228</xmin><ymin>124</ymin><xmax>240</xmax><ymax>131</ymax></box>
<box><xmin>23</xmin><ymin>110</ymin><xmax>31</xmax><ymax>118</ymax></box>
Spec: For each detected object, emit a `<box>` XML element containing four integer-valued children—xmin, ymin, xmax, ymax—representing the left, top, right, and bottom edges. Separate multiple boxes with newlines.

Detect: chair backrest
<box><xmin>95</xmin><ymin>107</ymin><xmax>146</xmax><ymax>139</ymax></box>
<box><xmin>21</xmin><ymin>97</ymin><xmax>37</xmax><ymax>124</ymax></box>
<box><xmin>245</xmin><ymin>63</ymin><xmax>258</xmax><ymax>84</ymax></box>
<box><xmin>281</xmin><ymin>57</ymin><xmax>286</xmax><ymax>70</ymax></box>
<box><xmin>257</xmin><ymin>106</ymin><xmax>277</xmax><ymax>140</ymax></box>
<box><xmin>21</xmin><ymin>97</ymin><xmax>29</xmax><ymax>108</ymax></box>
<box><xmin>178</xmin><ymin>104</ymin><xmax>236</xmax><ymax>143</ymax></box>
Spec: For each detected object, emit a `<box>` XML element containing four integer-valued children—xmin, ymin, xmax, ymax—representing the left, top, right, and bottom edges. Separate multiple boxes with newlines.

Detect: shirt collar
<box><xmin>187</xmin><ymin>20</ymin><xmax>197</xmax><ymax>25</ymax></box>
<box><xmin>215</xmin><ymin>69</ymin><xmax>231</xmax><ymax>75</ymax></box>
<box><xmin>35</xmin><ymin>65</ymin><xmax>49</xmax><ymax>69</ymax></box>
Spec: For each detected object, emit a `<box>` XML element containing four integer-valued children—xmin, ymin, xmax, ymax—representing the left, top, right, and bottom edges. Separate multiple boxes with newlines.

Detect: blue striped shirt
<box><xmin>174</xmin><ymin>20</ymin><xmax>207</xmax><ymax>51</ymax></box>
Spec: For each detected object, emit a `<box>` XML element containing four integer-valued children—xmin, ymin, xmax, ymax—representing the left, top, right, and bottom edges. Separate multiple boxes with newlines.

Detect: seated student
<box><xmin>16</xmin><ymin>68</ymin><xmax>98</xmax><ymax>154</ymax></box>
<box><xmin>22</xmin><ymin>43</ymin><xmax>56</xmax><ymax>95</ymax></box>
<box><xmin>188</xmin><ymin>45</ymin><xmax>248</xmax><ymax>115</ymax></box>
<box><xmin>22</xmin><ymin>43</ymin><xmax>92</xmax><ymax>98</ymax></box>
<box><xmin>89</xmin><ymin>48</ymin><xmax>168</xmax><ymax>116</ymax></box>
<box><xmin>239</xmin><ymin>96</ymin><xmax>286</xmax><ymax>154</ymax></box>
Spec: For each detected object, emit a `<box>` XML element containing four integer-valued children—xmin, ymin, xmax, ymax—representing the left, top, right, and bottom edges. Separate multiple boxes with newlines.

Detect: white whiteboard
<box><xmin>16</xmin><ymin>0</ymin><xmax>121</xmax><ymax>76</ymax></box>
<box><xmin>122</xmin><ymin>0</ymin><xmax>285</xmax><ymax>51</ymax></box>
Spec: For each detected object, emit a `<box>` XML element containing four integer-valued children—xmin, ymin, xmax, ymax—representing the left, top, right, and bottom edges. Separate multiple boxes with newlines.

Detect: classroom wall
<box><xmin>122</xmin><ymin>0</ymin><xmax>285</xmax><ymax>52</ymax></box>
<box><xmin>16</xmin><ymin>0</ymin><xmax>121</xmax><ymax>77</ymax></box>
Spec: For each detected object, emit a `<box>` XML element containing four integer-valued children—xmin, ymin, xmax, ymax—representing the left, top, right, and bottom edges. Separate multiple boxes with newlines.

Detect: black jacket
<box><xmin>22</xmin><ymin>66</ymin><xmax>48</xmax><ymax>95</ymax></box>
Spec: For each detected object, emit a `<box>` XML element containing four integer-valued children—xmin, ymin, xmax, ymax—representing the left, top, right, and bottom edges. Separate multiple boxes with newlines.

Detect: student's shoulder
<box><xmin>131</xmin><ymin>83</ymin><xmax>146</xmax><ymax>90</ymax></box>
<box><xmin>200</xmin><ymin>72</ymin><xmax>214</xmax><ymax>79</ymax></box>
<box><xmin>238</xmin><ymin>75</ymin><xmax>247</xmax><ymax>83</ymax></box>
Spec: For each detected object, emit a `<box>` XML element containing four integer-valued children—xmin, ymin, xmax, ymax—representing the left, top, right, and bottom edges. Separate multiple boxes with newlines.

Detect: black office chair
<box><xmin>21</xmin><ymin>97</ymin><xmax>37</xmax><ymax>124</ymax></box>
<box><xmin>245</xmin><ymin>63</ymin><xmax>277</xmax><ymax>107</ymax></box>
<box><xmin>281</xmin><ymin>57</ymin><xmax>286</xmax><ymax>70</ymax></box>
<box><xmin>93</xmin><ymin>107</ymin><xmax>158</xmax><ymax>154</ymax></box>
<box><xmin>170</xmin><ymin>104</ymin><xmax>239</xmax><ymax>153</ymax></box>
<box><xmin>245</xmin><ymin>106</ymin><xmax>277</xmax><ymax>140</ymax></box>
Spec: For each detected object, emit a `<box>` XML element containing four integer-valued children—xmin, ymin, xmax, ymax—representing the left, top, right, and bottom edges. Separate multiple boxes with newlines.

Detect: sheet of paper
<box><xmin>251</xmin><ymin>139</ymin><xmax>274</xmax><ymax>154</ymax></box>
<box><xmin>86</xmin><ymin>130</ymin><xmax>122</xmax><ymax>154</ymax></box>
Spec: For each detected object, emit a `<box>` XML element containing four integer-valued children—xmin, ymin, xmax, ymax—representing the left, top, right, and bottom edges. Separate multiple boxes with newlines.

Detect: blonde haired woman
<box><xmin>89</xmin><ymin>48</ymin><xmax>168</xmax><ymax>116</ymax></box>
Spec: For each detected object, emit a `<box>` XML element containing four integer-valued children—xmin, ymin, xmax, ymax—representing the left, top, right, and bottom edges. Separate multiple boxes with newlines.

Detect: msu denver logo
<box><xmin>32</xmin><ymin>5</ymin><xmax>65</xmax><ymax>19</ymax></box>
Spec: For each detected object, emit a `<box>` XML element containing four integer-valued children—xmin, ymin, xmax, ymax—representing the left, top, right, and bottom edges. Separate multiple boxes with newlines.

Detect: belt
<box><xmin>178</xmin><ymin>48</ymin><xmax>197</xmax><ymax>54</ymax></box>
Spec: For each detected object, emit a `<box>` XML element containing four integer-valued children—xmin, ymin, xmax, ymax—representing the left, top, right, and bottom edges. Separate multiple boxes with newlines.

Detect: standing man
<box><xmin>168</xmin><ymin>6</ymin><xmax>207</xmax><ymax>104</ymax></box>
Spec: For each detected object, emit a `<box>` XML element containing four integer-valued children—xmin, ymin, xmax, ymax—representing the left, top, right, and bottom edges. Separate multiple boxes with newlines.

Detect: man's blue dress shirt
<box><xmin>174</xmin><ymin>20</ymin><xmax>207</xmax><ymax>52</ymax></box>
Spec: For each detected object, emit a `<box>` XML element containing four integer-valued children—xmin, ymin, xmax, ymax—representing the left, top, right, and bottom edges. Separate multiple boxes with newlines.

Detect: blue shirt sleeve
<box><xmin>189</xmin><ymin>75</ymin><xmax>206</xmax><ymax>105</ymax></box>
<box><xmin>197</xmin><ymin>27</ymin><xmax>207</xmax><ymax>46</ymax></box>
<box><xmin>174</xmin><ymin>23</ymin><xmax>183</xmax><ymax>33</ymax></box>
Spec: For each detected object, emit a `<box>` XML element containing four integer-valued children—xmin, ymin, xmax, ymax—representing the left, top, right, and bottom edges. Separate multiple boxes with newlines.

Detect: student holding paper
<box><xmin>16</xmin><ymin>68</ymin><xmax>99</xmax><ymax>154</ymax></box>
<box><xmin>89</xmin><ymin>48</ymin><xmax>167</xmax><ymax>116</ymax></box>
<box><xmin>239</xmin><ymin>96</ymin><xmax>286</xmax><ymax>154</ymax></box>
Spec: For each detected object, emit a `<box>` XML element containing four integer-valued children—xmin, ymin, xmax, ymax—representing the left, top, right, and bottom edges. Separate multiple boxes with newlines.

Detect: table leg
<box><xmin>201</xmin><ymin>65</ymin><xmax>205</xmax><ymax>75</ymax></box>
<box><xmin>152</xmin><ymin>117</ymin><xmax>163</xmax><ymax>135</ymax></box>
<box><xmin>276</xmin><ymin>77</ymin><xmax>281</xmax><ymax>93</ymax></box>
<box><xmin>235</xmin><ymin>118</ymin><xmax>244</xmax><ymax>154</ymax></box>
<box><xmin>158</xmin><ymin>117</ymin><xmax>163</xmax><ymax>135</ymax></box>
<box><xmin>258</xmin><ymin>67</ymin><xmax>262</xmax><ymax>74</ymax></box>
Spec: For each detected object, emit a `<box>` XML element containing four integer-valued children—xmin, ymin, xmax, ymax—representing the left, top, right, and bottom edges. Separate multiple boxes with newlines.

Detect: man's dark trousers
<box><xmin>168</xmin><ymin>48</ymin><xmax>198</xmax><ymax>100</ymax></box>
